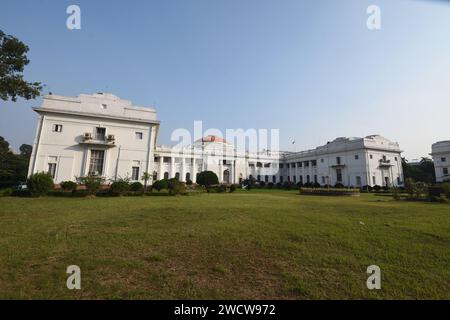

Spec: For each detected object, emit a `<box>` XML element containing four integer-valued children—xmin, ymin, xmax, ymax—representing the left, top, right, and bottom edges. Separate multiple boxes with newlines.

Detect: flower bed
<box><xmin>299</xmin><ymin>188</ymin><xmax>360</xmax><ymax>197</ymax></box>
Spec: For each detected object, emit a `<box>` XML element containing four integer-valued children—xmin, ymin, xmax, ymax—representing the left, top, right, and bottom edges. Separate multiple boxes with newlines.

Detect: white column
<box><xmin>180</xmin><ymin>157</ymin><xmax>186</xmax><ymax>181</ymax></box>
<box><xmin>159</xmin><ymin>156</ymin><xmax>163</xmax><ymax>180</ymax></box>
<box><xmin>170</xmin><ymin>157</ymin><xmax>175</xmax><ymax>178</ymax></box>
<box><xmin>192</xmin><ymin>158</ymin><xmax>197</xmax><ymax>183</ymax></box>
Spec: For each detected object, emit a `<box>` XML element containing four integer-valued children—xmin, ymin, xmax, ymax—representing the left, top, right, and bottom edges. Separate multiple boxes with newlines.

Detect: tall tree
<box><xmin>0</xmin><ymin>30</ymin><xmax>42</xmax><ymax>102</ymax></box>
<box><xmin>0</xmin><ymin>137</ymin><xmax>32</xmax><ymax>188</ymax></box>
<box><xmin>402</xmin><ymin>157</ymin><xmax>436</xmax><ymax>184</ymax></box>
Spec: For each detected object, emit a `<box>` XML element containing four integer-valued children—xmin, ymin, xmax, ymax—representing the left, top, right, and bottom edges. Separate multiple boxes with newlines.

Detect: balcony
<box><xmin>379</xmin><ymin>159</ymin><xmax>392</xmax><ymax>167</ymax></box>
<box><xmin>79</xmin><ymin>132</ymin><xmax>116</xmax><ymax>148</ymax></box>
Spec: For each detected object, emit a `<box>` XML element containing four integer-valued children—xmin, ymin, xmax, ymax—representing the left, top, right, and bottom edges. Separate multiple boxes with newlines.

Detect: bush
<box><xmin>391</xmin><ymin>187</ymin><xmax>401</xmax><ymax>201</ymax></box>
<box><xmin>186</xmin><ymin>179</ymin><xmax>193</xmax><ymax>186</ymax></box>
<box><xmin>77</xmin><ymin>175</ymin><xmax>104</xmax><ymax>196</ymax></box>
<box><xmin>259</xmin><ymin>181</ymin><xmax>266</xmax><ymax>188</ymax></box>
<box><xmin>167</xmin><ymin>178</ymin><xmax>187</xmax><ymax>195</ymax></box>
<box><xmin>312</xmin><ymin>182</ymin><xmax>321</xmax><ymax>188</ymax></box>
<box><xmin>334</xmin><ymin>183</ymin><xmax>345</xmax><ymax>189</ymax></box>
<box><xmin>60</xmin><ymin>181</ymin><xmax>77</xmax><ymax>192</ymax></box>
<box><xmin>110</xmin><ymin>179</ymin><xmax>130</xmax><ymax>196</ymax></box>
<box><xmin>152</xmin><ymin>179</ymin><xmax>168</xmax><ymax>191</ymax></box>
<box><xmin>229</xmin><ymin>184</ymin><xmax>237</xmax><ymax>193</ymax></box>
<box><xmin>206</xmin><ymin>184</ymin><xmax>226</xmax><ymax>193</ymax></box>
<box><xmin>27</xmin><ymin>172</ymin><xmax>54</xmax><ymax>197</ymax></box>
<box><xmin>268</xmin><ymin>182</ymin><xmax>274</xmax><ymax>189</ymax></box>
<box><xmin>0</xmin><ymin>188</ymin><xmax>13</xmax><ymax>197</ymax></box>
<box><xmin>130</xmin><ymin>182</ymin><xmax>144</xmax><ymax>192</ymax></box>
<box><xmin>300</xmin><ymin>188</ymin><xmax>360</xmax><ymax>197</ymax></box>
<box><xmin>196</xmin><ymin>171</ymin><xmax>219</xmax><ymax>187</ymax></box>
<box><xmin>362</xmin><ymin>185</ymin><xmax>373</xmax><ymax>192</ymax></box>
<box><xmin>373</xmin><ymin>185</ymin><xmax>382</xmax><ymax>192</ymax></box>
<box><xmin>441</xmin><ymin>183</ymin><xmax>450</xmax><ymax>199</ymax></box>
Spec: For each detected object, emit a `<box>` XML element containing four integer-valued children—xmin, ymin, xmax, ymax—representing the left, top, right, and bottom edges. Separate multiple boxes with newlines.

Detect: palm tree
<box><xmin>141</xmin><ymin>172</ymin><xmax>151</xmax><ymax>191</ymax></box>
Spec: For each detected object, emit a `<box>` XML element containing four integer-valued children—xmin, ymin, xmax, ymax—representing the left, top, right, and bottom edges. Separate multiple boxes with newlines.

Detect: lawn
<box><xmin>0</xmin><ymin>190</ymin><xmax>449</xmax><ymax>299</ymax></box>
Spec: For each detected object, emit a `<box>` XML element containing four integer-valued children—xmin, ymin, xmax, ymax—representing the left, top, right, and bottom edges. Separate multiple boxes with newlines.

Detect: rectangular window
<box><xmin>89</xmin><ymin>150</ymin><xmax>105</xmax><ymax>175</ymax></box>
<box><xmin>370</xmin><ymin>155</ymin><xmax>373</xmax><ymax>159</ymax></box>
<box><xmin>311</xmin><ymin>160</ymin><xmax>317</xmax><ymax>167</ymax></box>
<box><xmin>444</xmin><ymin>168</ymin><xmax>449</xmax><ymax>175</ymax></box>
<box><xmin>336</xmin><ymin>157</ymin><xmax>341</xmax><ymax>165</ymax></box>
<box><xmin>132</xmin><ymin>166</ymin><xmax>140</xmax><ymax>181</ymax></box>
<box><xmin>48</xmin><ymin>163</ymin><xmax>57</xmax><ymax>178</ymax></box>
<box><xmin>356</xmin><ymin>176</ymin><xmax>362</xmax><ymax>186</ymax></box>
<box><xmin>336</xmin><ymin>169</ymin><xmax>342</xmax><ymax>182</ymax></box>
<box><xmin>135</xmin><ymin>132</ymin><xmax>143</xmax><ymax>140</ymax></box>
<box><xmin>355</xmin><ymin>155</ymin><xmax>359</xmax><ymax>160</ymax></box>
<box><xmin>52</xmin><ymin>124</ymin><xmax>63</xmax><ymax>132</ymax></box>
<box><xmin>442</xmin><ymin>157</ymin><xmax>447</xmax><ymax>162</ymax></box>
<box><xmin>322</xmin><ymin>176</ymin><xmax>325</xmax><ymax>184</ymax></box>
<box><xmin>95</xmin><ymin>127</ymin><xmax>106</xmax><ymax>140</ymax></box>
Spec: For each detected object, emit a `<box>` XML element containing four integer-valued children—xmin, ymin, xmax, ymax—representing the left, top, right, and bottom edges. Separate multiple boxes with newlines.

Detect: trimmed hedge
<box><xmin>300</xmin><ymin>187</ymin><xmax>360</xmax><ymax>196</ymax></box>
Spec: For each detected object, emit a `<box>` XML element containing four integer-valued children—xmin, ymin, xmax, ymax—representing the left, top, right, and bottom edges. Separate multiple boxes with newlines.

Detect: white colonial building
<box><xmin>430</xmin><ymin>141</ymin><xmax>450</xmax><ymax>183</ymax></box>
<box><xmin>27</xmin><ymin>93</ymin><xmax>159</xmax><ymax>184</ymax></box>
<box><xmin>28</xmin><ymin>93</ymin><xmax>404</xmax><ymax>187</ymax></box>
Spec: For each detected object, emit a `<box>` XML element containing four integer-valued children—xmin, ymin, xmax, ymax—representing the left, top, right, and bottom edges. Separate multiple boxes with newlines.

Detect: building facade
<box><xmin>28</xmin><ymin>93</ymin><xmax>159</xmax><ymax>184</ymax></box>
<box><xmin>28</xmin><ymin>93</ymin><xmax>404</xmax><ymax>187</ymax></box>
<box><xmin>431</xmin><ymin>141</ymin><xmax>450</xmax><ymax>183</ymax></box>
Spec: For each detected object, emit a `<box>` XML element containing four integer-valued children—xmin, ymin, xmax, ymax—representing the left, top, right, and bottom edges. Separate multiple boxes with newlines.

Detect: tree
<box><xmin>196</xmin><ymin>171</ymin><xmax>219</xmax><ymax>187</ymax></box>
<box><xmin>0</xmin><ymin>137</ymin><xmax>31</xmax><ymax>188</ymax></box>
<box><xmin>402</xmin><ymin>157</ymin><xmax>435</xmax><ymax>184</ymax></box>
<box><xmin>0</xmin><ymin>30</ymin><xmax>42</xmax><ymax>102</ymax></box>
<box><xmin>141</xmin><ymin>172</ymin><xmax>151</xmax><ymax>191</ymax></box>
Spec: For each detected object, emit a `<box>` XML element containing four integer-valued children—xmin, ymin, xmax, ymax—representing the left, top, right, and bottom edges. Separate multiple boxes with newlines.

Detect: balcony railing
<box><xmin>80</xmin><ymin>133</ymin><xmax>116</xmax><ymax>147</ymax></box>
<box><xmin>379</xmin><ymin>159</ymin><xmax>392</xmax><ymax>167</ymax></box>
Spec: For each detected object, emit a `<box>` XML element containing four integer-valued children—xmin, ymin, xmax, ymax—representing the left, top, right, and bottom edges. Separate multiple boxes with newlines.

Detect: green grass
<box><xmin>0</xmin><ymin>191</ymin><xmax>449</xmax><ymax>299</ymax></box>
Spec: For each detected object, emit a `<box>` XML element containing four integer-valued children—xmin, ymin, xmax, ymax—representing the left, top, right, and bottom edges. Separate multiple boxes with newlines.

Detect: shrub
<box><xmin>110</xmin><ymin>178</ymin><xmax>130</xmax><ymax>196</ymax></box>
<box><xmin>334</xmin><ymin>183</ymin><xmax>345</xmax><ymax>189</ymax></box>
<box><xmin>300</xmin><ymin>188</ymin><xmax>360</xmax><ymax>197</ymax></box>
<box><xmin>60</xmin><ymin>181</ymin><xmax>77</xmax><ymax>192</ymax></box>
<box><xmin>441</xmin><ymin>183</ymin><xmax>450</xmax><ymax>199</ymax></box>
<box><xmin>130</xmin><ymin>182</ymin><xmax>144</xmax><ymax>192</ymax></box>
<box><xmin>268</xmin><ymin>182</ymin><xmax>274</xmax><ymax>189</ymax></box>
<box><xmin>296</xmin><ymin>182</ymin><xmax>303</xmax><ymax>188</ymax></box>
<box><xmin>373</xmin><ymin>185</ymin><xmax>382</xmax><ymax>192</ymax></box>
<box><xmin>0</xmin><ymin>188</ymin><xmax>13</xmax><ymax>197</ymax></box>
<box><xmin>391</xmin><ymin>187</ymin><xmax>401</xmax><ymax>201</ymax></box>
<box><xmin>259</xmin><ymin>181</ymin><xmax>266</xmax><ymax>188</ymax></box>
<box><xmin>229</xmin><ymin>184</ymin><xmax>237</xmax><ymax>193</ymax></box>
<box><xmin>312</xmin><ymin>182</ymin><xmax>321</xmax><ymax>188</ymax></box>
<box><xmin>186</xmin><ymin>179</ymin><xmax>193</xmax><ymax>186</ymax></box>
<box><xmin>27</xmin><ymin>172</ymin><xmax>54</xmax><ymax>197</ymax></box>
<box><xmin>77</xmin><ymin>175</ymin><xmax>104</xmax><ymax>196</ymax></box>
<box><xmin>196</xmin><ymin>171</ymin><xmax>219</xmax><ymax>187</ymax></box>
<box><xmin>152</xmin><ymin>179</ymin><xmax>168</xmax><ymax>191</ymax></box>
<box><xmin>167</xmin><ymin>178</ymin><xmax>187</xmax><ymax>195</ymax></box>
<box><xmin>362</xmin><ymin>185</ymin><xmax>373</xmax><ymax>192</ymax></box>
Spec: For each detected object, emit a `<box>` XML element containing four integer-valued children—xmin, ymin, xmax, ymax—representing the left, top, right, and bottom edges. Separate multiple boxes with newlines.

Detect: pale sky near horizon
<box><xmin>1</xmin><ymin>0</ymin><xmax>450</xmax><ymax>160</ymax></box>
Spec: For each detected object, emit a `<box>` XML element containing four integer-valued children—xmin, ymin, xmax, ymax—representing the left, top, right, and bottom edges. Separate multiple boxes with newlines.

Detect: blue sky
<box><xmin>1</xmin><ymin>0</ymin><xmax>450</xmax><ymax>159</ymax></box>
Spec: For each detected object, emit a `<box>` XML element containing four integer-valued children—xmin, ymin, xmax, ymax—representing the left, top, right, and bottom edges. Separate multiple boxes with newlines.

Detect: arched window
<box><xmin>306</xmin><ymin>175</ymin><xmax>310</xmax><ymax>183</ymax></box>
<box><xmin>272</xmin><ymin>175</ymin><xmax>276</xmax><ymax>183</ymax></box>
<box><xmin>185</xmin><ymin>172</ymin><xmax>191</xmax><ymax>181</ymax></box>
<box><xmin>164</xmin><ymin>172</ymin><xmax>169</xmax><ymax>180</ymax></box>
<box><xmin>257</xmin><ymin>175</ymin><xmax>261</xmax><ymax>181</ymax></box>
<box><xmin>153</xmin><ymin>171</ymin><xmax>157</xmax><ymax>181</ymax></box>
<box><xmin>175</xmin><ymin>172</ymin><xmax>180</xmax><ymax>180</ymax></box>
<box><xmin>265</xmin><ymin>175</ymin><xmax>269</xmax><ymax>183</ymax></box>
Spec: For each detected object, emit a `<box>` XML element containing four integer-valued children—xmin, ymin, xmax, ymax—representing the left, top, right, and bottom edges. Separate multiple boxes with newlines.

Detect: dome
<box><xmin>196</xmin><ymin>135</ymin><xmax>229</xmax><ymax>144</ymax></box>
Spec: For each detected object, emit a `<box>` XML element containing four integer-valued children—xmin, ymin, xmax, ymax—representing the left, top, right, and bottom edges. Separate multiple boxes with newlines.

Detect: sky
<box><xmin>1</xmin><ymin>0</ymin><xmax>450</xmax><ymax>160</ymax></box>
